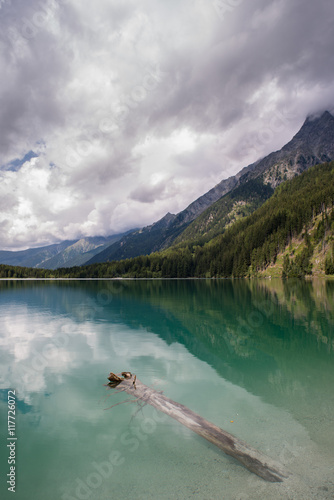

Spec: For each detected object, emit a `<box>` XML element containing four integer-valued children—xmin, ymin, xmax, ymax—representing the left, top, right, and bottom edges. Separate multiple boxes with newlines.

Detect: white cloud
<box><xmin>0</xmin><ymin>0</ymin><xmax>334</xmax><ymax>249</ymax></box>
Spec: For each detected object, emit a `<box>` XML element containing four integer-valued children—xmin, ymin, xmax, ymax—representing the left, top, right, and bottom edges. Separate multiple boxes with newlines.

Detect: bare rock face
<box><xmin>241</xmin><ymin>111</ymin><xmax>334</xmax><ymax>188</ymax></box>
<box><xmin>182</xmin><ymin>111</ymin><xmax>334</xmax><ymax>216</ymax></box>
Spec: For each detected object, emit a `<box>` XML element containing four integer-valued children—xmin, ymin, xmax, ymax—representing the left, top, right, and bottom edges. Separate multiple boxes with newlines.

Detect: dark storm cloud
<box><xmin>0</xmin><ymin>0</ymin><xmax>334</xmax><ymax>249</ymax></box>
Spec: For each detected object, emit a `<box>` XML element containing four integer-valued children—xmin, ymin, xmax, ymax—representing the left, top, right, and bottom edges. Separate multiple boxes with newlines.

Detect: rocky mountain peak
<box><xmin>239</xmin><ymin>110</ymin><xmax>334</xmax><ymax>188</ymax></box>
<box><xmin>283</xmin><ymin>110</ymin><xmax>334</xmax><ymax>152</ymax></box>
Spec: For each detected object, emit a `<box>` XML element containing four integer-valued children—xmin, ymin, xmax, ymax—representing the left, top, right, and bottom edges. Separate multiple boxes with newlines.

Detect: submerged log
<box><xmin>106</xmin><ymin>372</ymin><xmax>290</xmax><ymax>483</ymax></box>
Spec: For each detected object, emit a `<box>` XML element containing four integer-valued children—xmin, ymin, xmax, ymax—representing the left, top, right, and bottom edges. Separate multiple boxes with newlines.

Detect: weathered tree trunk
<box><xmin>107</xmin><ymin>373</ymin><xmax>290</xmax><ymax>482</ymax></box>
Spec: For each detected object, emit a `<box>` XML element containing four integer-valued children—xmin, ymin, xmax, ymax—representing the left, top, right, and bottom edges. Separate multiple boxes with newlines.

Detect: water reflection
<box><xmin>1</xmin><ymin>279</ymin><xmax>333</xmax><ymax>404</ymax></box>
<box><xmin>0</xmin><ymin>279</ymin><xmax>334</xmax><ymax>499</ymax></box>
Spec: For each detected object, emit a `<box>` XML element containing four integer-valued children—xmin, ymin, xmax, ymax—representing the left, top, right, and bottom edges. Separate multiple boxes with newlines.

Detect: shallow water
<box><xmin>0</xmin><ymin>279</ymin><xmax>333</xmax><ymax>499</ymax></box>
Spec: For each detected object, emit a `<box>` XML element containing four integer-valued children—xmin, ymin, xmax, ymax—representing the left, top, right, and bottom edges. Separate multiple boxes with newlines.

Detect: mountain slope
<box><xmin>174</xmin><ymin>178</ymin><xmax>274</xmax><ymax>245</ymax></box>
<box><xmin>174</xmin><ymin>111</ymin><xmax>334</xmax><ymax>244</ymax></box>
<box><xmin>82</xmin><ymin>161</ymin><xmax>334</xmax><ymax>279</ymax></box>
<box><xmin>165</xmin><ymin>161</ymin><xmax>334</xmax><ymax>278</ymax></box>
<box><xmin>0</xmin><ymin>241</ymin><xmax>76</xmax><ymax>268</ymax></box>
<box><xmin>87</xmin><ymin>160</ymin><xmax>261</xmax><ymax>265</ymax></box>
<box><xmin>36</xmin><ymin>235</ymin><xmax>125</xmax><ymax>269</ymax></box>
<box><xmin>90</xmin><ymin>111</ymin><xmax>334</xmax><ymax>264</ymax></box>
<box><xmin>240</xmin><ymin>110</ymin><xmax>334</xmax><ymax>187</ymax></box>
<box><xmin>86</xmin><ymin>213</ymin><xmax>186</xmax><ymax>264</ymax></box>
<box><xmin>0</xmin><ymin>233</ymin><xmax>130</xmax><ymax>269</ymax></box>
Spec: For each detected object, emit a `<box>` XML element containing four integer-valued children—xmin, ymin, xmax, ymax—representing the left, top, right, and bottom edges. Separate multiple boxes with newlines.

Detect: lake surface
<box><xmin>0</xmin><ymin>279</ymin><xmax>334</xmax><ymax>499</ymax></box>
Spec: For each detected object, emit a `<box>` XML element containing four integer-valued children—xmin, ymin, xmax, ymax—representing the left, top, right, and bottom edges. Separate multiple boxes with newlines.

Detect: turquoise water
<box><xmin>0</xmin><ymin>279</ymin><xmax>333</xmax><ymax>499</ymax></box>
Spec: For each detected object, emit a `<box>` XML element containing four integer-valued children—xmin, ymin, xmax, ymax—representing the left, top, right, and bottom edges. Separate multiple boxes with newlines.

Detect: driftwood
<box><xmin>106</xmin><ymin>372</ymin><xmax>290</xmax><ymax>483</ymax></box>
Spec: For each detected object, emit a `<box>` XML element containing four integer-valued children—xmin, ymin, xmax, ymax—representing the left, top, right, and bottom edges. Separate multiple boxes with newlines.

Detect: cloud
<box><xmin>130</xmin><ymin>181</ymin><xmax>170</xmax><ymax>204</ymax></box>
<box><xmin>1</xmin><ymin>0</ymin><xmax>334</xmax><ymax>249</ymax></box>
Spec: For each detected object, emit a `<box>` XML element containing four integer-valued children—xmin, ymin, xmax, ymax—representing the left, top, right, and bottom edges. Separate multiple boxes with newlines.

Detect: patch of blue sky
<box><xmin>1</xmin><ymin>150</ymin><xmax>38</xmax><ymax>172</ymax></box>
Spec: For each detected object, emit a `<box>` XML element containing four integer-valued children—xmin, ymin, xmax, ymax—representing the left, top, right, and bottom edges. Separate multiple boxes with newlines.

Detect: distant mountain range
<box><xmin>0</xmin><ymin>233</ymin><xmax>133</xmax><ymax>269</ymax></box>
<box><xmin>87</xmin><ymin>110</ymin><xmax>334</xmax><ymax>264</ymax></box>
<box><xmin>1</xmin><ymin>110</ymin><xmax>334</xmax><ymax>269</ymax></box>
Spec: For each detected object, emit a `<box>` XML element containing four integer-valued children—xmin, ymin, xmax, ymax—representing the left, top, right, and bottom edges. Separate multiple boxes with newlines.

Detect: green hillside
<box><xmin>174</xmin><ymin>178</ymin><xmax>274</xmax><ymax>245</ymax></box>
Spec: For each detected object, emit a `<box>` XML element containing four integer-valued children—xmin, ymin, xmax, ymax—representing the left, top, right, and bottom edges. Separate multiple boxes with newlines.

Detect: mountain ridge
<box><xmin>0</xmin><ymin>233</ymin><xmax>132</xmax><ymax>269</ymax></box>
<box><xmin>86</xmin><ymin>162</ymin><xmax>258</xmax><ymax>265</ymax></box>
<box><xmin>240</xmin><ymin>110</ymin><xmax>334</xmax><ymax>187</ymax></box>
<box><xmin>88</xmin><ymin>110</ymin><xmax>334</xmax><ymax>264</ymax></box>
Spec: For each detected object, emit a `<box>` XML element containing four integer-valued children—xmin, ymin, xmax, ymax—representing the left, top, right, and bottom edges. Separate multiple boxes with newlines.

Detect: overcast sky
<box><xmin>1</xmin><ymin>0</ymin><xmax>334</xmax><ymax>250</ymax></box>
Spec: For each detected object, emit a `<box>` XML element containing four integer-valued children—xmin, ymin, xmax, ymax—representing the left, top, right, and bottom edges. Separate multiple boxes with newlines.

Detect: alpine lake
<box><xmin>0</xmin><ymin>278</ymin><xmax>333</xmax><ymax>500</ymax></box>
